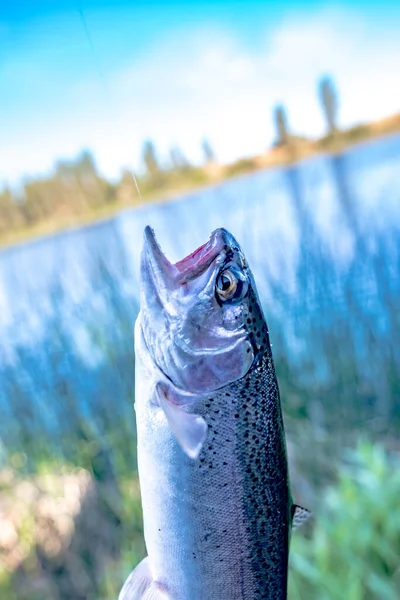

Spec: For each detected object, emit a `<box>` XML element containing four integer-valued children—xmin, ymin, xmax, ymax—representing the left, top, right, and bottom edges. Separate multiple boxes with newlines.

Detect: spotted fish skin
<box><xmin>120</xmin><ymin>227</ymin><xmax>300</xmax><ymax>600</ymax></box>
<box><xmin>134</xmin><ymin>296</ymin><xmax>290</xmax><ymax>600</ymax></box>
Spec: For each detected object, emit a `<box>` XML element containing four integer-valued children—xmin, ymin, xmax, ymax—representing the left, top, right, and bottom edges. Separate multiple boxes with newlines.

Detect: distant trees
<box><xmin>0</xmin><ymin>187</ymin><xmax>24</xmax><ymax>234</ymax></box>
<box><xmin>273</xmin><ymin>104</ymin><xmax>290</xmax><ymax>147</ymax></box>
<box><xmin>319</xmin><ymin>76</ymin><xmax>339</xmax><ymax>135</ymax></box>
<box><xmin>169</xmin><ymin>146</ymin><xmax>190</xmax><ymax>171</ymax></box>
<box><xmin>0</xmin><ymin>139</ymin><xmax>218</xmax><ymax>241</ymax></box>
<box><xmin>202</xmin><ymin>139</ymin><xmax>216</xmax><ymax>163</ymax></box>
<box><xmin>142</xmin><ymin>141</ymin><xmax>160</xmax><ymax>178</ymax></box>
<box><xmin>141</xmin><ymin>140</ymin><xmax>167</xmax><ymax>191</ymax></box>
<box><xmin>56</xmin><ymin>150</ymin><xmax>98</xmax><ymax>181</ymax></box>
<box><xmin>114</xmin><ymin>170</ymin><xmax>142</xmax><ymax>205</ymax></box>
<box><xmin>0</xmin><ymin>75</ymin><xmax>347</xmax><ymax>242</ymax></box>
<box><xmin>269</xmin><ymin>76</ymin><xmax>340</xmax><ymax>149</ymax></box>
<box><xmin>54</xmin><ymin>150</ymin><xmax>114</xmax><ymax>209</ymax></box>
<box><xmin>0</xmin><ymin>150</ymin><xmax>117</xmax><ymax>238</ymax></box>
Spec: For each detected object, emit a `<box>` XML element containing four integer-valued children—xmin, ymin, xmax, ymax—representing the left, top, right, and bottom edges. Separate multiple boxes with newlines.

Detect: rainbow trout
<box><xmin>120</xmin><ymin>227</ymin><xmax>309</xmax><ymax>600</ymax></box>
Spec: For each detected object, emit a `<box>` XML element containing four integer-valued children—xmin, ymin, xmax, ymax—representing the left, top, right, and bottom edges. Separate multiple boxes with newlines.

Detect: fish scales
<box><xmin>120</xmin><ymin>227</ymin><xmax>307</xmax><ymax>600</ymax></box>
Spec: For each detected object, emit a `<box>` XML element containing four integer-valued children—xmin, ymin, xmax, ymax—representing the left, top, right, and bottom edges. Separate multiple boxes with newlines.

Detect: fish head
<box><xmin>139</xmin><ymin>226</ymin><xmax>267</xmax><ymax>395</ymax></box>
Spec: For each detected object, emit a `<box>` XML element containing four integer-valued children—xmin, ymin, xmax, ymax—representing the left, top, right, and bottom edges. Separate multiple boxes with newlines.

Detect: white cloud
<box><xmin>2</xmin><ymin>7</ymin><xmax>400</xmax><ymax>184</ymax></box>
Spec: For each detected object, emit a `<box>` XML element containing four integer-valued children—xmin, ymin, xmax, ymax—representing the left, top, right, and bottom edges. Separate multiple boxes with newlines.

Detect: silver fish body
<box><xmin>120</xmin><ymin>227</ymin><xmax>307</xmax><ymax>600</ymax></box>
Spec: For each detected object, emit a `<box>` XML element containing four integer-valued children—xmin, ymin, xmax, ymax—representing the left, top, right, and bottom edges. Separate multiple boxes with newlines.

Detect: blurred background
<box><xmin>1</xmin><ymin>1</ymin><xmax>400</xmax><ymax>598</ymax></box>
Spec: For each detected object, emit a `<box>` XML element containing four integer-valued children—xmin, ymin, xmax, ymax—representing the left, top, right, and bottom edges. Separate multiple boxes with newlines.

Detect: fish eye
<box><xmin>216</xmin><ymin>266</ymin><xmax>248</xmax><ymax>302</ymax></box>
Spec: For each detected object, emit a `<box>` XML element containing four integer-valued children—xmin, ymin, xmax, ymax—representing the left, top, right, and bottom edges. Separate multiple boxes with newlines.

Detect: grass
<box><xmin>289</xmin><ymin>442</ymin><xmax>400</xmax><ymax>600</ymax></box>
<box><xmin>2</xmin><ymin>442</ymin><xmax>398</xmax><ymax>599</ymax></box>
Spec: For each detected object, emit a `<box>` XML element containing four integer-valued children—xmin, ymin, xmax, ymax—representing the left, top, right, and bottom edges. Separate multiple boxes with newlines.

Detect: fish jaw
<box><xmin>138</xmin><ymin>226</ymin><xmax>254</xmax><ymax>396</ymax></box>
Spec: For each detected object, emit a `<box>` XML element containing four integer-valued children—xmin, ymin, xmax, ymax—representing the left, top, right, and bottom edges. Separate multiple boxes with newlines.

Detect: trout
<box><xmin>120</xmin><ymin>226</ymin><xmax>309</xmax><ymax>600</ymax></box>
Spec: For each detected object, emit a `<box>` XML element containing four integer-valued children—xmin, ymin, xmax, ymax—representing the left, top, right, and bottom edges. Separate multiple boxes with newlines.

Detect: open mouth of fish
<box><xmin>143</xmin><ymin>225</ymin><xmax>236</xmax><ymax>284</ymax></box>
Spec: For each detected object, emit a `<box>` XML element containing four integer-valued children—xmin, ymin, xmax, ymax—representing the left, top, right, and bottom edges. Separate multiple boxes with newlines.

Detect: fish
<box><xmin>119</xmin><ymin>226</ymin><xmax>310</xmax><ymax>600</ymax></box>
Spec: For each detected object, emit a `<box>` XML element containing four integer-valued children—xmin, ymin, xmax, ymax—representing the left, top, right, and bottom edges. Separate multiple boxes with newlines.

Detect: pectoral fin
<box><xmin>156</xmin><ymin>382</ymin><xmax>207</xmax><ymax>459</ymax></box>
<box><xmin>292</xmin><ymin>504</ymin><xmax>311</xmax><ymax>530</ymax></box>
<box><xmin>119</xmin><ymin>557</ymin><xmax>171</xmax><ymax>600</ymax></box>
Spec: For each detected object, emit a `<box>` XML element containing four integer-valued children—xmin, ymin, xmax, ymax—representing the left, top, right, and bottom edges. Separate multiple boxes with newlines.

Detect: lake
<box><xmin>1</xmin><ymin>133</ymin><xmax>400</xmax><ymax>459</ymax></box>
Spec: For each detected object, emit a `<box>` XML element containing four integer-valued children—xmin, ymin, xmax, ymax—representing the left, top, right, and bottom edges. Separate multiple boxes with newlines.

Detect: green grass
<box><xmin>289</xmin><ymin>442</ymin><xmax>400</xmax><ymax>600</ymax></box>
<box><xmin>2</xmin><ymin>442</ymin><xmax>397</xmax><ymax>599</ymax></box>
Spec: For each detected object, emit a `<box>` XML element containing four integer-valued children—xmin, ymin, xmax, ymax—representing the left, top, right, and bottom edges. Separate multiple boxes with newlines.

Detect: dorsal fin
<box><xmin>291</xmin><ymin>504</ymin><xmax>311</xmax><ymax>530</ymax></box>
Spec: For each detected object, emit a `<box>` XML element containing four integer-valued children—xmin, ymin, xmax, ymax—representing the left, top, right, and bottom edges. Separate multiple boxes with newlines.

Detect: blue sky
<box><xmin>1</xmin><ymin>1</ymin><xmax>400</xmax><ymax>184</ymax></box>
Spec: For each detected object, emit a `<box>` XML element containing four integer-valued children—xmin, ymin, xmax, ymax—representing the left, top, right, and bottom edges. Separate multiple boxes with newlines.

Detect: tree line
<box><xmin>0</xmin><ymin>139</ymin><xmax>216</xmax><ymax>238</ymax></box>
<box><xmin>273</xmin><ymin>75</ymin><xmax>338</xmax><ymax>146</ymax></box>
<box><xmin>0</xmin><ymin>76</ymin><xmax>339</xmax><ymax>239</ymax></box>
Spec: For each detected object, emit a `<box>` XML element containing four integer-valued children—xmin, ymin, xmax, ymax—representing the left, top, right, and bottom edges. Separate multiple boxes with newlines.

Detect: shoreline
<box><xmin>1</xmin><ymin>114</ymin><xmax>400</xmax><ymax>251</ymax></box>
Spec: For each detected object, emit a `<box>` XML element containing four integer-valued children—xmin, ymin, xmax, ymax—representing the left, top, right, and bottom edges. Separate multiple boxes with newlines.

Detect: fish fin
<box><xmin>143</xmin><ymin>584</ymin><xmax>171</xmax><ymax>600</ymax></box>
<box><xmin>119</xmin><ymin>556</ymin><xmax>152</xmax><ymax>599</ymax></box>
<box><xmin>292</xmin><ymin>504</ymin><xmax>312</xmax><ymax>530</ymax></box>
<box><xmin>156</xmin><ymin>383</ymin><xmax>207</xmax><ymax>459</ymax></box>
<box><xmin>119</xmin><ymin>557</ymin><xmax>171</xmax><ymax>600</ymax></box>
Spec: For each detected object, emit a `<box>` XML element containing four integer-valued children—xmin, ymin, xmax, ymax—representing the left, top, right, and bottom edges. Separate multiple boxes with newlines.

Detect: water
<box><xmin>1</xmin><ymin>134</ymin><xmax>400</xmax><ymax>457</ymax></box>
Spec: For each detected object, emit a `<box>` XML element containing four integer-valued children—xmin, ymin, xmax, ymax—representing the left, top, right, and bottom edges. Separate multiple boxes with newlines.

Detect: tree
<box><xmin>55</xmin><ymin>150</ymin><xmax>98</xmax><ymax>184</ymax></box>
<box><xmin>319</xmin><ymin>76</ymin><xmax>339</xmax><ymax>135</ymax></box>
<box><xmin>202</xmin><ymin>139</ymin><xmax>216</xmax><ymax>163</ymax></box>
<box><xmin>54</xmin><ymin>150</ymin><xmax>113</xmax><ymax>209</ymax></box>
<box><xmin>142</xmin><ymin>140</ymin><xmax>160</xmax><ymax>178</ymax></box>
<box><xmin>0</xmin><ymin>187</ymin><xmax>23</xmax><ymax>233</ymax></box>
<box><xmin>273</xmin><ymin>104</ymin><xmax>290</xmax><ymax>146</ymax></box>
<box><xmin>169</xmin><ymin>146</ymin><xmax>190</xmax><ymax>171</ymax></box>
<box><xmin>116</xmin><ymin>170</ymin><xmax>142</xmax><ymax>205</ymax></box>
